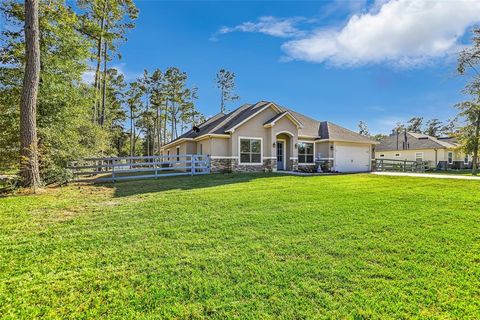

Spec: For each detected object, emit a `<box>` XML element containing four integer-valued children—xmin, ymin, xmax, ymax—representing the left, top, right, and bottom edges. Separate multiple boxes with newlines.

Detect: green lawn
<box><xmin>424</xmin><ymin>169</ymin><xmax>476</xmax><ymax>176</ymax></box>
<box><xmin>1</xmin><ymin>174</ymin><xmax>479</xmax><ymax>319</ymax></box>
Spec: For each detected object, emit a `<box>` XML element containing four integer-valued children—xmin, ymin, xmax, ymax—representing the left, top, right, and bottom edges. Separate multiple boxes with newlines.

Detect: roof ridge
<box><xmin>198</xmin><ymin>112</ymin><xmax>225</xmax><ymax>128</ymax></box>
<box><xmin>209</xmin><ymin>103</ymin><xmax>253</xmax><ymax>134</ymax></box>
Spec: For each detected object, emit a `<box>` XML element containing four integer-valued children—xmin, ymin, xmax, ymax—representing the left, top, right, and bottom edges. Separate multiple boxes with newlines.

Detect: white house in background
<box><xmin>374</xmin><ymin>132</ymin><xmax>472</xmax><ymax>169</ymax></box>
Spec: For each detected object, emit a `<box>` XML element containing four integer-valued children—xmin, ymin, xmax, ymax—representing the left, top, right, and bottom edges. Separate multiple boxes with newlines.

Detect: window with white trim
<box><xmin>415</xmin><ymin>152</ymin><xmax>423</xmax><ymax>162</ymax></box>
<box><xmin>448</xmin><ymin>152</ymin><xmax>453</xmax><ymax>164</ymax></box>
<box><xmin>240</xmin><ymin>138</ymin><xmax>261</xmax><ymax>164</ymax></box>
<box><xmin>464</xmin><ymin>155</ymin><xmax>469</xmax><ymax>165</ymax></box>
<box><xmin>298</xmin><ymin>142</ymin><xmax>314</xmax><ymax>163</ymax></box>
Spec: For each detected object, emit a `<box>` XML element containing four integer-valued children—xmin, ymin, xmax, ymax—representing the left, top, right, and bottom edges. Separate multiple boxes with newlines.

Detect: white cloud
<box><xmin>282</xmin><ymin>0</ymin><xmax>480</xmax><ymax>67</ymax></box>
<box><xmin>212</xmin><ymin>16</ymin><xmax>307</xmax><ymax>40</ymax></box>
<box><xmin>81</xmin><ymin>62</ymin><xmax>140</xmax><ymax>85</ymax></box>
<box><xmin>81</xmin><ymin>70</ymin><xmax>95</xmax><ymax>84</ymax></box>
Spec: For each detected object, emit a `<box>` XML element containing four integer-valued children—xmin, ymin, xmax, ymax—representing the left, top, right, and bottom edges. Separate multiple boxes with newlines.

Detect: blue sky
<box><xmin>7</xmin><ymin>0</ymin><xmax>480</xmax><ymax>134</ymax></box>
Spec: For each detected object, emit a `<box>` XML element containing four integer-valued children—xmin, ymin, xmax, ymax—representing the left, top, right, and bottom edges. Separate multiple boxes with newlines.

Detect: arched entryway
<box><xmin>275</xmin><ymin>132</ymin><xmax>293</xmax><ymax>171</ymax></box>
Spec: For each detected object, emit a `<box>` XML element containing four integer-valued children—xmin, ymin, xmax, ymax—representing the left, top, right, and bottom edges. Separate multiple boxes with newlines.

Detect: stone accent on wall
<box><xmin>298</xmin><ymin>164</ymin><xmax>316</xmax><ymax>173</ymax></box>
<box><xmin>263</xmin><ymin>159</ymin><xmax>277</xmax><ymax>172</ymax></box>
<box><xmin>210</xmin><ymin>158</ymin><xmax>234</xmax><ymax>173</ymax></box>
<box><xmin>211</xmin><ymin>157</ymin><xmax>281</xmax><ymax>173</ymax></box>
<box><xmin>291</xmin><ymin>159</ymin><xmax>298</xmax><ymax>171</ymax></box>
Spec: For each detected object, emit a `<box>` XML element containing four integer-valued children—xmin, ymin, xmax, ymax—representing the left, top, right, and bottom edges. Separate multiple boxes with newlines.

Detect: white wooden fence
<box><xmin>68</xmin><ymin>154</ymin><xmax>210</xmax><ymax>183</ymax></box>
<box><xmin>372</xmin><ymin>158</ymin><xmax>427</xmax><ymax>172</ymax></box>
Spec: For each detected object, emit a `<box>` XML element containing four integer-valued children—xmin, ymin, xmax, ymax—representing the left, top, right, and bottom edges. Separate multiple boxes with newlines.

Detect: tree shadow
<box><xmin>97</xmin><ymin>173</ymin><xmax>284</xmax><ymax>198</ymax></box>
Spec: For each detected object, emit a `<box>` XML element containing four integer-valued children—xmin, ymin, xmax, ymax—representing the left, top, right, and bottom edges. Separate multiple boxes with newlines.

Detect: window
<box><xmin>464</xmin><ymin>155</ymin><xmax>469</xmax><ymax>165</ymax></box>
<box><xmin>298</xmin><ymin>142</ymin><xmax>314</xmax><ymax>163</ymax></box>
<box><xmin>199</xmin><ymin>144</ymin><xmax>203</xmax><ymax>155</ymax></box>
<box><xmin>415</xmin><ymin>152</ymin><xmax>423</xmax><ymax>162</ymax></box>
<box><xmin>448</xmin><ymin>152</ymin><xmax>453</xmax><ymax>164</ymax></box>
<box><xmin>240</xmin><ymin>138</ymin><xmax>262</xmax><ymax>164</ymax></box>
<box><xmin>395</xmin><ymin>153</ymin><xmax>401</xmax><ymax>157</ymax></box>
<box><xmin>379</xmin><ymin>154</ymin><xmax>385</xmax><ymax>158</ymax></box>
<box><xmin>176</xmin><ymin>147</ymin><xmax>180</xmax><ymax>161</ymax></box>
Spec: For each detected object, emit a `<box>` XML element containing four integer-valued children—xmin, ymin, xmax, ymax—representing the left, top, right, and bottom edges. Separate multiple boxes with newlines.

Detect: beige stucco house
<box><xmin>160</xmin><ymin>101</ymin><xmax>377</xmax><ymax>173</ymax></box>
<box><xmin>374</xmin><ymin>132</ymin><xmax>471</xmax><ymax>169</ymax></box>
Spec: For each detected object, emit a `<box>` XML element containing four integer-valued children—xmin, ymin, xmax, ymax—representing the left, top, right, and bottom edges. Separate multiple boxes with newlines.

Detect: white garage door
<box><xmin>334</xmin><ymin>143</ymin><xmax>371</xmax><ymax>172</ymax></box>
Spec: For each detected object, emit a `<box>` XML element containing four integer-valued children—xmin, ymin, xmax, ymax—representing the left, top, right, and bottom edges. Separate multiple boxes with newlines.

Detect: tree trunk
<box><xmin>130</xmin><ymin>108</ymin><xmax>134</xmax><ymax>157</ymax></box>
<box><xmin>20</xmin><ymin>0</ymin><xmax>41</xmax><ymax>189</ymax></box>
<box><xmin>93</xmin><ymin>1</ymin><xmax>107</xmax><ymax>124</ymax></box>
<box><xmin>163</xmin><ymin>101</ymin><xmax>168</xmax><ymax>144</ymax></box>
<box><xmin>156</xmin><ymin>104</ymin><xmax>161</xmax><ymax>154</ymax></box>
<box><xmin>100</xmin><ymin>38</ymin><xmax>108</xmax><ymax>126</ymax></box>
<box><xmin>472</xmin><ymin>111</ymin><xmax>480</xmax><ymax>175</ymax></box>
<box><xmin>220</xmin><ymin>86</ymin><xmax>224</xmax><ymax>113</ymax></box>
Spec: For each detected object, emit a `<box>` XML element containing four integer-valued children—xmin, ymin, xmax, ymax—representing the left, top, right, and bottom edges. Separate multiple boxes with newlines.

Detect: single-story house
<box><xmin>160</xmin><ymin>101</ymin><xmax>377</xmax><ymax>173</ymax></box>
<box><xmin>374</xmin><ymin>132</ymin><xmax>471</xmax><ymax>169</ymax></box>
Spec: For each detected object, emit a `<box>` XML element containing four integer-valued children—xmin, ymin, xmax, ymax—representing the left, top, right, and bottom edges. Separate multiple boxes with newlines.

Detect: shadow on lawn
<box><xmin>98</xmin><ymin>173</ymin><xmax>285</xmax><ymax>198</ymax></box>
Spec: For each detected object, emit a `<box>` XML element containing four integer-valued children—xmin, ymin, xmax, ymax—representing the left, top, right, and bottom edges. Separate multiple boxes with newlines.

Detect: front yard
<box><xmin>1</xmin><ymin>174</ymin><xmax>479</xmax><ymax>318</ymax></box>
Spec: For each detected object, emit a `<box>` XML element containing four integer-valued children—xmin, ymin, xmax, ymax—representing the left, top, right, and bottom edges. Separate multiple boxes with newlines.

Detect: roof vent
<box><xmin>192</xmin><ymin>126</ymin><xmax>200</xmax><ymax>133</ymax></box>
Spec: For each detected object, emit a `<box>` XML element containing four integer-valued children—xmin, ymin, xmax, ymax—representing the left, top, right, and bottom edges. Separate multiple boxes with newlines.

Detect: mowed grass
<box><xmin>1</xmin><ymin>174</ymin><xmax>480</xmax><ymax>319</ymax></box>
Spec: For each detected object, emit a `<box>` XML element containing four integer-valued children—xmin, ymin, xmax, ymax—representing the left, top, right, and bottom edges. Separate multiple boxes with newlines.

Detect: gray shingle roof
<box><xmin>321</xmin><ymin>121</ymin><xmax>377</xmax><ymax>143</ymax></box>
<box><xmin>165</xmin><ymin>101</ymin><xmax>376</xmax><ymax>146</ymax></box>
<box><xmin>375</xmin><ymin>132</ymin><xmax>458</xmax><ymax>151</ymax></box>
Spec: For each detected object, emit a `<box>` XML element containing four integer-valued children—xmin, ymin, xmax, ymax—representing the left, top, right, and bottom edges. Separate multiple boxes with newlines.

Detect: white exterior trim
<box><xmin>195</xmin><ymin>134</ymin><xmax>230</xmax><ymax>141</ymax></box>
<box><xmin>275</xmin><ymin>130</ymin><xmax>295</xmax><ymax>137</ymax></box>
<box><xmin>226</xmin><ymin>103</ymin><xmax>287</xmax><ymax>133</ymax></box>
<box><xmin>447</xmin><ymin>151</ymin><xmax>454</xmax><ymax>164</ymax></box>
<box><xmin>262</xmin><ymin>156</ymin><xmax>276</xmax><ymax>159</ymax></box>
<box><xmin>415</xmin><ymin>152</ymin><xmax>424</xmax><ymax>162</ymax></box>
<box><xmin>238</xmin><ymin>136</ymin><xmax>263</xmax><ymax>165</ymax></box>
<box><xmin>315</xmin><ymin>138</ymin><xmax>378</xmax><ymax>145</ymax></box>
<box><xmin>210</xmin><ymin>156</ymin><xmax>239</xmax><ymax>160</ymax></box>
<box><xmin>226</xmin><ymin>105</ymin><xmax>272</xmax><ymax>133</ymax></box>
<box><xmin>298</xmin><ymin>140</ymin><xmax>316</xmax><ymax>165</ymax></box>
<box><xmin>276</xmin><ymin>138</ymin><xmax>287</xmax><ymax>170</ymax></box>
<box><xmin>290</xmin><ymin>157</ymin><xmax>298</xmax><ymax>160</ymax></box>
<box><xmin>263</xmin><ymin>112</ymin><xmax>303</xmax><ymax>128</ymax></box>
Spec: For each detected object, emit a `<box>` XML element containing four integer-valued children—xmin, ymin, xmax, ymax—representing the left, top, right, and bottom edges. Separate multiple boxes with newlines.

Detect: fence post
<box><xmin>191</xmin><ymin>155</ymin><xmax>196</xmax><ymax>176</ymax></box>
<box><xmin>112</xmin><ymin>159</ymin><xmax>116</xmax><ymax>183</ymax></box>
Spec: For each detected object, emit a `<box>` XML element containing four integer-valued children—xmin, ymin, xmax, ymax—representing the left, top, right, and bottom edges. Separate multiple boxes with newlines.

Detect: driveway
<box><xmin>371</xmin><ymin>172</ymin><xmax>480</xmax><ymax>180</ymax></box>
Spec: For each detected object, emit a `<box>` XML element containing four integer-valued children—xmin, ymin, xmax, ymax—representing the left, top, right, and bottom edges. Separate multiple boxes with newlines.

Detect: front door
<box><xmin>277</xmin><ymin>141</ymin><xmax>285</xmax><ymax>170</ymax></box>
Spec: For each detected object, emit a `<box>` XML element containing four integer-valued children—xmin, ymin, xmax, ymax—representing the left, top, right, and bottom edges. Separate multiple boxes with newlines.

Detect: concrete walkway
<box><xmin>371</xmin><ymin>171</ymin><xmax>480</xmax><ymax>180</ymax></box>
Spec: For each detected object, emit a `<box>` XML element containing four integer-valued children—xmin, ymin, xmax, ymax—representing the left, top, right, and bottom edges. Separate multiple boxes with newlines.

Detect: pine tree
<box><xmin>19</xmin><ymin>0</ymin><xmax>41</xmax><ymax>188</ymax></box>
<box><xmin>215</xmin><ymin>69</ymin><xmax>239</xmax><ymax>113</ymax></box>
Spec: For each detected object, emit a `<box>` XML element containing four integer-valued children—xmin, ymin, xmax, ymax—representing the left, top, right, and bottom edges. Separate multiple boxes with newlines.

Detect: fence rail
<box><xmin>372</xmin><ymin>158</ymin><xmax>428</xmax><ymax>173</ymax></box>
<box><xmin>68</xmin><ymin>154</ymin><xmax>210</xmax><ymax>183</ymax></box>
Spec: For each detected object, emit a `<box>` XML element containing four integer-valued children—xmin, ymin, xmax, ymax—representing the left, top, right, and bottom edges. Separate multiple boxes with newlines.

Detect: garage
<box><xmin>334</xmin><ymin>142</ymin><xmax>371</xmax><ymax>172</ymax></box>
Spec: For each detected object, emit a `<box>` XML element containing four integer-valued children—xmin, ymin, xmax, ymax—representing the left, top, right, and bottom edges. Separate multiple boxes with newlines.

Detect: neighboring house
<box><xmin>160</xmin><ymin>101</ymin><xmax>377</xmax><ymax>173</ymax></box>
<box><xmin>374</xmin><ymin>132</ymin><xmax>471</xmax><ymax>169</ymax></box>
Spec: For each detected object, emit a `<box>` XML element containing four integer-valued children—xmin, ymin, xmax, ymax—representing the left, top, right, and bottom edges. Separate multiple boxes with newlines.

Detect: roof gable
<box><xmin>263</xmin><ymin>111</ymin><xmax>303</xmax><ymax>128</ymax></box>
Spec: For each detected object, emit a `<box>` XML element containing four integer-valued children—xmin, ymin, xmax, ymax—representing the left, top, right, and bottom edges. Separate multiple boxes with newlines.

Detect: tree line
<box><xmin>357</xmin><ymin>117</ymin><xmax>458</xmax><ymax>141</ymax></box>
<box><xmin>0</xmin><ymin>0</ymin><xmax>240</xmax><ymax>188</ymax></box>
